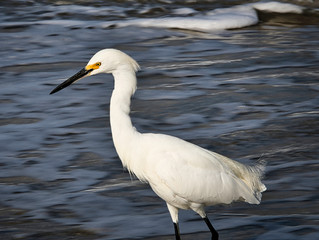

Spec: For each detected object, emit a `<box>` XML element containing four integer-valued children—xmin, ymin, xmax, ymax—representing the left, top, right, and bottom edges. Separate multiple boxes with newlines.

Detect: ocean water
<box><xmin>0</xmin><ymin>0</ymin><xmax>319</xmax><ymax>239</ymax></box>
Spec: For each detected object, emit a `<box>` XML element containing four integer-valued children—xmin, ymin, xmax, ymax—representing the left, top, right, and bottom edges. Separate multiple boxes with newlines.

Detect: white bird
<box><xmin>50</xmin><ymin>49</ymin><xmax>266</xmax><ymax>240</ymax></box>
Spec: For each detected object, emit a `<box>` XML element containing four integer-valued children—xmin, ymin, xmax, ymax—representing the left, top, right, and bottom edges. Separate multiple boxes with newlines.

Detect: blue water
<box><xmin>0</xmin><ymin>1</ymin><xmax>319</xmax><ymax>239</ymax></box>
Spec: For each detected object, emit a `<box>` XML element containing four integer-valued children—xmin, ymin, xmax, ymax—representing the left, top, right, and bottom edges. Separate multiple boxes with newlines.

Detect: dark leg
<box><xmin>203</xmin><ymin>217</ymin><xmax>219</xmax><ymax>240</ymax></box>
<box><xmin>173</xmin><ymin>222</ymin><xmax>181</xmax><ymax>240</ymax></box>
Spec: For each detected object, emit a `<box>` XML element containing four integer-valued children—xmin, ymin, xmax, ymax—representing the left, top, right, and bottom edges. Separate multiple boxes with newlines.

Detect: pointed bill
<box><xmin>50</xmin><ymin>68</ymin><xmax>93</xmax><ymax>94</ymax></box>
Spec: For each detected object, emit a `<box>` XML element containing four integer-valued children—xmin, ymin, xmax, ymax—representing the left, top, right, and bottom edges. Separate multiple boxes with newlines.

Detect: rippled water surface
<box><xmin>1</xmin><ymin>1</ymin><xmax>319</xmax><ymax>239</ymax></box>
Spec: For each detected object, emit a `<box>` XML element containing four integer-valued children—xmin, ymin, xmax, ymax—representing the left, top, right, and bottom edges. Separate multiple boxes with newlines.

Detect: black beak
<box><xmin>50</xmin><ymin>68</ymin><xmax>93</xmax><ymax>94</ymax></box>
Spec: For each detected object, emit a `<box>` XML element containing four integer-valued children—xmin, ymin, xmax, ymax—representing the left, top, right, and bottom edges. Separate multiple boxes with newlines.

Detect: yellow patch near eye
<box><xmin>86</xmin><ymin>62</ymin><xmax>101</xmax><ymax>70</ymax></box>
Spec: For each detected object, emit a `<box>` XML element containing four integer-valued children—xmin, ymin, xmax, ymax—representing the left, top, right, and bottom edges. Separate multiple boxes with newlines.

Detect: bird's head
<box><xmin>50</xmin><ymin>49</ymin><xmax>140</xmax><ymax>94</ymax></box>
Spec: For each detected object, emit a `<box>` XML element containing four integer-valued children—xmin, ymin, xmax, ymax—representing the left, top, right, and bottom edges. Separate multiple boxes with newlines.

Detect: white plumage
<box><xmin>51</xmin><ymin>49</ymin><xmax>266</xmax><ymax>240</ymax></box>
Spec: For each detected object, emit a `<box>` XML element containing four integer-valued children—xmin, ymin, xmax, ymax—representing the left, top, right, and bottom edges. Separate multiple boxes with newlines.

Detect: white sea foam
<box><xmin>251</xmin><ymin>1</ymin><xmax>304</xmax><ymax>14</ymax></box>
<box><xmin>173</xmin><ymin>7</ymin><xmax>197</xmax><ymax>15</ymax></box>
<box><xmin>114</xmin><ymin>5</ymin><xmax>258</xmax><ymax>31</ymax></box>
<box><xmin>103</xmin><ymin>1</ymin><xmax>304</xmax><ymax>31</ymax></box>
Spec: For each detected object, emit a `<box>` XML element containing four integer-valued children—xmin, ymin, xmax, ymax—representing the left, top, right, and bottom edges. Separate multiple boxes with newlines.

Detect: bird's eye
<box><xmin>96</xmin><ymin>62</ymin><xmax>101</xmax><ymax>67</ymax></box>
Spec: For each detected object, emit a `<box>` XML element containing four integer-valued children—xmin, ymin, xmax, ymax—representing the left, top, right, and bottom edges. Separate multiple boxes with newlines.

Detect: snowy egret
<box><xmin>50</xmin><ymin>49</ymin><xmax>266</xmax><ymax>240</ymax></box>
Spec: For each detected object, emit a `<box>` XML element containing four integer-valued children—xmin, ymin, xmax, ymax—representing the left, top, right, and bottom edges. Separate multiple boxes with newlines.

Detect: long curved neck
<box><xmin>110</xmin><ymin>68</ymin><xmax>139</xmax><ymax>167</ymax></box>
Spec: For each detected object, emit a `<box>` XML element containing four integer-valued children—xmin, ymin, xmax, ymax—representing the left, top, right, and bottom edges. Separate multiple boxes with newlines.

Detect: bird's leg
<box><xmin>166</xmin><ymin>203</ymin><xmax>181</xmax><ymax>240</ymax></box>
<box><xmin>173</xmin><ymin>222</ymin><xmax>181</xmax><ymax>240</ymax></box>
<box><xmin>203</xmin><ymin>217</ymin><xmax>219</xmax><ymax>240</ymax></box>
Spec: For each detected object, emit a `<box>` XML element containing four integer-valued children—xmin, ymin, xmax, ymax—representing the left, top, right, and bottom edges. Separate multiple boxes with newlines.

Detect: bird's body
<box><xmin>126</xmin><ymin>132</ymin><xmax>264</xmax><ymax>212</ymax></box>
<box><xmin>51</xmin><ymin>49</ymin><xmax>266</xmax><ymax>240</ymax></box>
